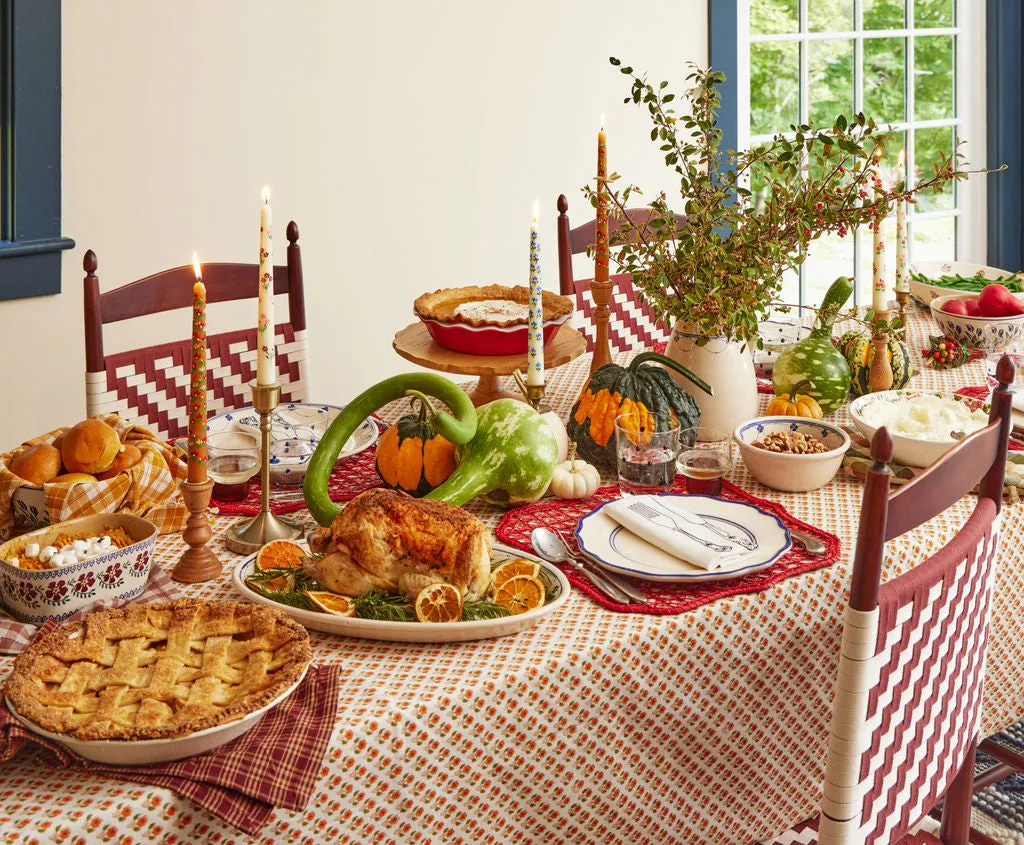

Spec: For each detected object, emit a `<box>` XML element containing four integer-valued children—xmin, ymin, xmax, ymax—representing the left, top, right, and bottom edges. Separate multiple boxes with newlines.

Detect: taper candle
<box><xmin>871</xmin><ymin>164</ymin><xmax>888</xmax><ymax>313</ymax></box>
<box><xmin>527</xmin><ymin>200</ymin><xmax>544</xmax><ymax>386</ymax></box>
<box><xmin>895</xmin><ymin>150</ymin><xmax>909</xmax><ymax>294</ymax></box>
<box><xmin>595</xmin><ymin>115</ymin><xmax>609</xmax><ymax>284</ymax></box>
<box><xmin>257</xmin><ymin>187</ymin><xmax>276</xmax><ymax>385</ymax></box>
<box><xmin>187</xmin><ymin>253</ymin><xmax>208</xmax><ymax>483</ymax></box>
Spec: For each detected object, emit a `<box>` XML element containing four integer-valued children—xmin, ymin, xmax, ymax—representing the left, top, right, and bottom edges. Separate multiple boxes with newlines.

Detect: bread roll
<box><xmin>9</xmin><ymin>444</ymin><xmax>63</xmax><ymax>486</ymax></box>
<box><xmin>61</xmin><ymin>419</ymin><xmax>121</xmax><ymax>474</ymax></box>
<box><xmin>95</xmin><ymin>443</ymin><xmax>143</xmax><ymax>480</ymax></box>
<box><xmin>53</xmin><ymin>472</ymin><xmax>98</xmax><ymax>485</ymax></box>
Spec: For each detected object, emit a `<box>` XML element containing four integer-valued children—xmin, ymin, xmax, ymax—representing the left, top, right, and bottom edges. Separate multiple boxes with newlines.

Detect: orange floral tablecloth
<box><xmin>1</xmin><ymin>309</ymin><xmax>1023</xmax><ymax>844</ymax></box>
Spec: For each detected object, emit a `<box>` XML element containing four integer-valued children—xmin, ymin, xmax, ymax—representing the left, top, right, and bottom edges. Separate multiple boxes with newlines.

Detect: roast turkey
<box><xmin>305</xmin><ymin>488</ymin><xmax>491</xmax><ymax>599</ymax></box>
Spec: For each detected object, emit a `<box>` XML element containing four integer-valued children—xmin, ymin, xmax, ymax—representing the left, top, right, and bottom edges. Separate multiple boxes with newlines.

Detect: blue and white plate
<box><xmin>755</xmin><ymin>319</ymin><xmax>811</xmax><ymax>377</ymax></box>
<box><xmin>207</xmin><ymin>403</ymin><xmax>378</xmax><ymax>485</ymax></box>
<box><xmin>575</xmin><ymin>494</ymin><xmax>791</xmax><ymax>584</ymax></box>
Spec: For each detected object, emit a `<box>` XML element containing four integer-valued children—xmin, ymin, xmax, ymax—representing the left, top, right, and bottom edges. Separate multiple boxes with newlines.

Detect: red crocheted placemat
<box><xmin>496</xmin><ymin>477</ymin><xmax>841</xmax><ymax>614</ymax></box>
<box><xmin>210</xmin><ymin>425</ymin><xmax>387</xmax><ymax>516</ymax></box>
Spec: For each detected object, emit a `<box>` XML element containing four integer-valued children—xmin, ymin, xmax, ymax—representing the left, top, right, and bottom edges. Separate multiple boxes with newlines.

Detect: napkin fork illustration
<box><xmin>646</xmin><ymin>499</ymin><xmax>759</xmax><ymax>550</ymax></box>
<box><xmin>627</xmin><ymin>501</ymin><xmax>734</xmax><ymax>552</ymax></box>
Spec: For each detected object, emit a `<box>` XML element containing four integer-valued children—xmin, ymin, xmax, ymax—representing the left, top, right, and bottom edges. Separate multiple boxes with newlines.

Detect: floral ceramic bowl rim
<box><xmin>0</xmin><ymin>513</ymin><xmax>158</xmax><ymax>624</ymax></box>
<box><xmin>929</xmin><ymin>293</ymin><xmax>1024</xmax><ymax>354</ymax></box>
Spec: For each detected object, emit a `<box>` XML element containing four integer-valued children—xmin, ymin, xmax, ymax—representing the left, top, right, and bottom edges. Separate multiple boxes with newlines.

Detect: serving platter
<box><xmin>233</xmin><ymin>542</ymin><xmax>570</xmax><ymax>643</ymax></box>
<box><xmin>6</xmin><ymin>659</ymin><xmax>307</xmax><ymax>766</ymax></box>
<box><xmin>207</xmin><ymin>403</ymin><xmax>378</xmax><ymax>485</ymax></box>
<box><xmin>575</xmin><ymin>494</ymin><xmax>791</xmax><ymax>583</ymax></box>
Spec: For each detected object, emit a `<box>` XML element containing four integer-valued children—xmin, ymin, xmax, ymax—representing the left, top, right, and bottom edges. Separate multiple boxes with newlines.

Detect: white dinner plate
<box><xmin>233</xmin><ymin>543</ymin><xmax>570</xmax><ymax>643</ymax></box>
<box><xmin>575</xmin><ymin>494</ymin><xmax>792</xmax><ymax>583</ymax></box>
<box><xmin>207</xmin><ymin>403</ymin><xmax>378</xmax><ymax>485</ymax></box>
<box><xmin>7</xmin><ymin>665</ymin><xmax>308</xmax><ymax>766</ymax></box>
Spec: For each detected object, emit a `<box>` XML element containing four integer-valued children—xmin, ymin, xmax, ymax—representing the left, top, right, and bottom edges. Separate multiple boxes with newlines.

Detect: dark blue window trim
<box><xmin>708</xmin><ymin>1</ymin><xmax>741</xmax><ymax>160</ymax></box>
<box><xmin>987</xmin><ymin>0</ymin><xmax>1023</xmax><ymax>272</ymax></box>
<box><xmin>0</xmin><ymin>0</ymin><xmax>74</xmax><ymax>301</ymax></box>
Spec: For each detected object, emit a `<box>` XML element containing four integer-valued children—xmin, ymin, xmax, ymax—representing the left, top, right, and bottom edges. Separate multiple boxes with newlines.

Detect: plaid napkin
<box><xmin>0</xmin><ymin>414</ymin><xmax>187</xmax><ymax>540</ymax></box>
<box><xmin>0</xmin><ymin>661</ymin><xmax>340</xmax><ymax>835</ymax></box>
<box><xmin>0</xmin><ymin>562</ymin><xmax>180</xmax><ymax>655</ymax></box>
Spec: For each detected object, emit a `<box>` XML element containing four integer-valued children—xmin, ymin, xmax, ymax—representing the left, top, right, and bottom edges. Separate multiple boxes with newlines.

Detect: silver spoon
<box><xmin>531</xmin><ymin>528</ymin><xmax>647</xmax><ymax>605</ymax></box>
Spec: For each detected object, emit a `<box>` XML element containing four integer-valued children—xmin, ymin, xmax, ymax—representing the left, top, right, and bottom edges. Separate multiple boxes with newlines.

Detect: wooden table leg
<box><xmin>467</xmin><ymin>374</ymin><xmax>523</xmax><ymax>406</ymax></box>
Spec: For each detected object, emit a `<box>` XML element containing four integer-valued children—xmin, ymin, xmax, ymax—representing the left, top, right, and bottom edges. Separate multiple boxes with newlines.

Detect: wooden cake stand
<box><xmin>393</xmin><ymin>322</ymin><xmax>587</xmax><ymax>406</ymax></box>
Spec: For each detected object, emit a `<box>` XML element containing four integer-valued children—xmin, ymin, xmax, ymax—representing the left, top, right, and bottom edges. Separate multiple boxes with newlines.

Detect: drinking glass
<box><xmin>614</xmin><ymin>415</ymin><xmax>681</xmax><ymax>496</ymax></box>
<box><xmin>677</xmin><ymin>427</ymin><xmax>733</xmax><ymax>496</ymax></box>
<box><xmin>207</xmin><ymin>431</ymin><xmax>261</xmax><ymax>501</ymax></box>
<box><xmin>986</xmin><ymin>351</ymin><xmax>1024</xmax><ymax>392</ymax></box>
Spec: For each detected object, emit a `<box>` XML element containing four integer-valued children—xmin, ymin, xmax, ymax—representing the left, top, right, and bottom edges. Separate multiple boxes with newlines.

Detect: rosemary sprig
<box><xmin>247</xmin><ymin>583</ymin><xmax>316</xmax><ymax>611</ymax></box>
<box><xmin>461</xmin><ymin>601</ymin><xmax>512</xmax><ymax>621</ymax></box>
<box><xmin>351</xmin><ymin>589</ymin><xmax>416</xmax><ymax>622</ymax></box>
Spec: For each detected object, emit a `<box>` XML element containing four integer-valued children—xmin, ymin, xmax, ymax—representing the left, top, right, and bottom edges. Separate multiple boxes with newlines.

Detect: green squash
<box><xmin>772</xmin><ymin>277</ymin><xmax>853</xmax><ymax>415</ymax></box>
<box><xmin>566</xmin><ymin>351</ymin><xmax>709</xmax><ymax>470</ymax></box>
<box><xmin>837</xmin><ymin>330</ymin><xmax>914</xmax><ymax>396</ymax></box>
<box><xmin>426</xmin><ymin>399</ymin><xmax>558</xmax><ymax>507</ymax></box>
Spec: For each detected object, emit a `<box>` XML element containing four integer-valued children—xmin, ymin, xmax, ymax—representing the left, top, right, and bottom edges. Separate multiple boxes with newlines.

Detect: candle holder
<box><xmin>868</xmin><ymin>309</ymin><xmax>895</xmax><ymax>394</ymax></box>
<box><xmin>894</xmin><ymin>289</ymin><xmax>910</xmax><ymax>341</ymax></box>
<box><xmin>224</xmin><ymin>381</ymin><xmax>304</xmax><ymax>555</ymax></box>
<box><xmin>513</xmin><ymin>369</ymin><xmax>546</xmax><ymax>410</ymax></box>
<box><xmin>173</xmin><ymin>478</ymin><xmax>222</xmax><ymax>583</ymax></box>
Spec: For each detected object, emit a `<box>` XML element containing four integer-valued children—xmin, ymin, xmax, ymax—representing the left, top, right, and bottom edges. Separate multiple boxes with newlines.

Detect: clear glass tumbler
<box><xmin>614</xmin><ymin>415</ymin><xmax>681</xmax><ymax>496</ymax></box>
<box><xmin>676</xmin><ymin>426</ymin><xmax>733</xmax><ymax>496</ymax></box>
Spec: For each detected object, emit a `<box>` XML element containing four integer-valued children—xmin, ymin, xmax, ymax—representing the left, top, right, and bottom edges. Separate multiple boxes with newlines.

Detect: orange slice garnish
<box><xmin>304</xmin><ymin>590</ymin><xmax>356</xmax><ymax>616</ymax></box>
<box><xmin>256</xmin><ymin>540</ymin><xmax>307</xmax><ymax>570</ymax></box>
<box><xmin>414</xmin><ymin>583</ymin><xmax>463</xmax><ymax>624</ymax></box>
<box><xmin>491</xmin><ymin>558</ymin><xmax>541</xmax><ymax>592</ymax></box>
<box><xmin>492</xmin><ymin>574</ymin><xmax>545</xmax><ymax>615</ymax></box>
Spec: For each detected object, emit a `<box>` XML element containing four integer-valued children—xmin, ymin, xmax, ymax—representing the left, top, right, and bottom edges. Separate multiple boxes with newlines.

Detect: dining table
<box><xmin>1</xmin><ymin>307</ymin><xmax>1023</xmax><ymax>845</ymax></box>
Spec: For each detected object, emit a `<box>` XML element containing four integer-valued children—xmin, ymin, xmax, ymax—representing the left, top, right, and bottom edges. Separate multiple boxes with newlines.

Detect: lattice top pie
<box><xmin>3</xmin><ymin>599</ymin><xmax>312</xmax><ymax>741</ymax></box>
<box><xmin>414</xmin><ymin>284</ymin><xmax>574</xmax><ymax>328</ymax></box>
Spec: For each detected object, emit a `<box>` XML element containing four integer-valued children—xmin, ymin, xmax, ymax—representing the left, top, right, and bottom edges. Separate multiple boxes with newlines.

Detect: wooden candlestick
<box><xmin>590</xmin><ymin>278</ymin><xmax>614</xmax><ymax>373</ymax></box>
<box><xmin>868</xmin><ymin>309</ymin><xmax>894</xmax><ymax>394</ymax></box>
<box><xmin>173</xmin><ymin>478</ymin><xmax>222</xmax><ymax>583</ymax></box>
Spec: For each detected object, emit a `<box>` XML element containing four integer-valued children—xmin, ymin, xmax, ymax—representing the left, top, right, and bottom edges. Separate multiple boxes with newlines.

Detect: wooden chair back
<box><xmin>816</xmin><ymin>356</ymin><xmax>1015</xmax><ymax>844</ymax></box>
<box><xmin>83</xmin><ymin>221</ymin><xmax>310</xmax><ymax>440</ymax></box>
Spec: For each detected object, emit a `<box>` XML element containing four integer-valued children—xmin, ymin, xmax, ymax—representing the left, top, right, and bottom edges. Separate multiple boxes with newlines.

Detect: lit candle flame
<box><xmin>262</xmin><ymin>186</ymin><xmax>271</xmax><ymax>204</ymax></box>
<box><xmin>600</xmin><ymin>112</ymin><xmax>605</xmax><ymax>132</ymax></box>
<box><xmin>532</xmin><ymin>199</ymin><xmax>539</xmax><ymax>224</ymax></box>
<box><xmin>192</xmin><ymin>252</ymin><xmax>202</xmax><ymax>282</ymax></box>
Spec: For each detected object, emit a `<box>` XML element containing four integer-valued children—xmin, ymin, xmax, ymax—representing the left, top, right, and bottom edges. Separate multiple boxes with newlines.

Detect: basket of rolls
<box><xmin>0</xmin><ymin>414</ymin><xmax>187</xmax><ymax>540</ymax></box>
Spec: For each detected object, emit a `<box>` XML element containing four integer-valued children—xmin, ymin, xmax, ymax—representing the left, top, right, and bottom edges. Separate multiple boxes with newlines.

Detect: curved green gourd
<box><xmin>425</xmin><ymin>399</ymin><xmax>559</xmax><ymax>507</ymax></box>
<box><xmin>304</xmin><ymin>374</ymin><xmax>477</xmax><ymax>526</ymax></box>
<box><xmin>771</xmin><ymin>276</ymin><xmax>854</xmax><ymax>415</ymax></box>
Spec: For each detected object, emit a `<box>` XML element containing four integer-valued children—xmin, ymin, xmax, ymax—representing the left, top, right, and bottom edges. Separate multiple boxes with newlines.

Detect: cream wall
<box><xmin>0</xmin><ymin>0</ymin><xmax>708</xmax><ymax>445</ymax></box>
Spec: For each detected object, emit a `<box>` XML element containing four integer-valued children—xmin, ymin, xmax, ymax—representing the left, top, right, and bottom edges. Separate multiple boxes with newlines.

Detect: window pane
<box><xmin>863</xmin><ymin>0</ymin><xmax>905</xmax><ymax>30</ymax></box>
<box><xmin>912</xmin><ymin>216</ymin><xmax>956</xmax><ymax>262</ymax></box>
<box><xmin>915</xmin><ymin>35</ymin><xmax>955</xmax><ymax>120</ymax></box>
<box><xmin>914</xmin><ymin>126</ymin><xmax>956</xmax><ymax>212</ymax></box>
<box><xmin>915</xmin><ymin>0</ymin><xmax>953</xmax><ymax>28</ymax></box>
<box><xmin>863</xmin><ymin>38</ymin><xmax>906</xmax><ymax>124</ymax></box>
<box><xmin>751</xmin><ymin>0</ymin><xmax>799</xmax><ymax>35</ymax></box>
<box><xmin>804</xmin><ymin>231</ymin><xmax>855</xmax><ymax>307</ymax></box>
<box><xmin>778</xmin><ymin>267</ymin><xmax>800</xmax><ymax>310</ymax></box>
<box><xmin>808</xmin><ymin>39</ymin><xmax>854</xmax><ymax>126</ymax></box>
<box><xmin>808</xmin><ymin>0</ymin><xmax>854</xmax><ymax>32</ymax></box>
<box><xmin>750</xmin><ymin>41</ymin><xmax>800</xmax><ymax>136</ymax></box>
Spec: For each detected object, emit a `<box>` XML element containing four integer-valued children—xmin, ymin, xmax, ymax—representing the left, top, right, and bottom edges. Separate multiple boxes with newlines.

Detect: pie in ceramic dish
<box><xmin>414</xmin><ymin>284</ymin><xmax>574</xmax><ymax>328</ymax></box>
<box><xmin>3</xmin><ymin>598</ymin><xmax>311</xmax><ymax>741</ymax></box>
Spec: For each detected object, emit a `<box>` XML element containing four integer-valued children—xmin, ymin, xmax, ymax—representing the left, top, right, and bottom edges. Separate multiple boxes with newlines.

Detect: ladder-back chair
<box><xmin>83</xmin><ymin>221</ymin><xmax>309</xmax><ymax>441</ymax></box>
<box><xmin>761</xmin><ymin>355</ymin><xmax>1015</xmax><ymax>844</ymax></box>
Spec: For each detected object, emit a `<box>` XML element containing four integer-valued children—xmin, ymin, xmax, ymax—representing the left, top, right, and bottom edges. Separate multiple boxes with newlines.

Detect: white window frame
<box><xmin>737</xmin><ymin>0</ymin><xmax>986</xmax><ymax>307</ymax></box>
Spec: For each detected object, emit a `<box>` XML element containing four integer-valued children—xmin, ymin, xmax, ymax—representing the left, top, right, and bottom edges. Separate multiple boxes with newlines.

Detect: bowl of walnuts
<box><xmin>733</xmin><ymin>416</ymin><xmax>850</xmax><ymax>493</ymax></box>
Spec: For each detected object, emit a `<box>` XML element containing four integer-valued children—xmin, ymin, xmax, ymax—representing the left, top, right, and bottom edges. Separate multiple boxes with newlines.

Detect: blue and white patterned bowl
<box><xmin>733</xmin><ymin>416</ymin><xmax>850</xmax><ymax>493</ymax></box>
<box><xmin>0</xmin><ymin>513</ymin><xmax>157</xmax><ymax>624</ymax></box>
<box><xmin>929</xmin><ymin>293</ymin><xmax>1024</xmax><ymax>353</ymax></box>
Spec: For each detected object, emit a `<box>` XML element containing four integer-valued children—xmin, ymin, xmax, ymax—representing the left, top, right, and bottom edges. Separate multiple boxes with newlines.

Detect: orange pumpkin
<box><xmin>375</xmin><ymin>398</ymin><xmax>457</xmax><ymax>497</ymax></box>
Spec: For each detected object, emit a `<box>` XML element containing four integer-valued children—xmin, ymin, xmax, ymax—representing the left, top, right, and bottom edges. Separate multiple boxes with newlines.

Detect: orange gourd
<box><xmin>766</xmin><ymin>380</ymin><xmax>824</xmax><ymax>420</ymax></box>
<box><xmin>375</xmin><ymin>397</ymin><xmax>456</xmax><ymax>496</ymax></box>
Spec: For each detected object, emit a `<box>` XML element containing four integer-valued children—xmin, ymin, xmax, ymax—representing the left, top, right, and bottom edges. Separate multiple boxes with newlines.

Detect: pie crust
<box><xmin>3</xmin><ymin>599</ymin><xmax>312</xmax><ymax>741</ymax></box>
<box><xmin>414</xmin><ymin>284</ymin><xmax>574</xmax><ymax>328</ymax></box>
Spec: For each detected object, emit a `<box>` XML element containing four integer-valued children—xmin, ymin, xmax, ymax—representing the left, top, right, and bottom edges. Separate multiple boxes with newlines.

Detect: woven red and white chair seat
<box><xmin>569</xmin><ymin>273</ymin><xmax>672</xmax><ymax>353</ymax></box>
<box><xmin>762</xmin><ymin>813</ymin><xmax>942</xmax><ymax>844</ymax></box>
<box><xmin>85</xmin><ymin>323</ymin><xmax>309</xmax><ymax>441</ymax></box>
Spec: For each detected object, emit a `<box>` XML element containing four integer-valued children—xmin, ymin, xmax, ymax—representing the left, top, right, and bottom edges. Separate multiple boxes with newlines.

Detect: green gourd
<box><xmin>771</xmin><ymin>277</ymin><xmax>854</xmax><ymax>415</ymax></box>
<box><xmin>837</xmin><ymin>330</ymin><xmax>914</xmax><ymax>396</ymax></box>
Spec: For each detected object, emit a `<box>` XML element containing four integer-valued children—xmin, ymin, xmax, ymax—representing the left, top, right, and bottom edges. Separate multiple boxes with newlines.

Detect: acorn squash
<box><xmin>765</xmin><ymin>380</ymin><xmax>824</xmax><ymax>419</ymax></box>
<box><xmin>375</xmin><ymin>392</ymin><xmax>457</xmax><ymax>496</ymax></box>
<box><xmin>837</xmin><ymin>330</ymin><xmax>913</xmax><ymax>396</ymax></box>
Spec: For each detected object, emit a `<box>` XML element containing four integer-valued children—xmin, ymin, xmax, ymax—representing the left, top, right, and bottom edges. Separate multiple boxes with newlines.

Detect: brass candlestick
<box><xmin>224</xmin><ymin>382</ymin><xmax>304</xmax><ymax>554</ymax></box>
<box><xmin>894</xmin><ymin>289</ymin><xmax>910</xmax><ymax>341</ymax></box>
<box><xmin>868</xmin><ymin>309</ymin><xmax>895</xmax><ymax>394</ymax></box>
<box><xmin>173</xmin><ymin>478</ymin><xmax>222</xmax><ymax>582</ymax></box>
<box><xmin>513</xmin><ymin>369</ymin><xmax>546</xmax><ymax>410</ymax></box>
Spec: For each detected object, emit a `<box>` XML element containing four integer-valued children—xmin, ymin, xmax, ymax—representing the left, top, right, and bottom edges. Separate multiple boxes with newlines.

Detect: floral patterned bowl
<box><xmin>929</xmin><ymin>293</ymin><xmax>1024</xmax><ymax>353</ymax></box>
<box><xmin>0</xmin><ymin>513</ymin><xmax>158</xmax><ymax>624</ymax></box>
<box><xmin>733</xmin><ymin>417</ymin><xmax>850</xmax><ymax>492</ymax></box>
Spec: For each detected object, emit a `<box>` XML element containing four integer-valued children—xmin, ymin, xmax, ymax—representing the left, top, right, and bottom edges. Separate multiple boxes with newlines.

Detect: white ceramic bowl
<box><xmin>929</xmin><ymin>293</ymin><xmax>1024</xmax><ymax>352</ymax></box>
<box><xmin>848</xmin><ymin>390</ymin><xmax>989</xmax><ymax>468</ymax></box>
<box><xmin>733</xmin><ymin>417</ymin><xmax>850</xmax><ymax>493</ymax></box>
<box><xmin>909</xmin><ymin>260</ymin><xmax>1024</xmax><ymax>306</ymax></box>
<box><xmin>0</xmin><ymin>513</ymin><xmax>158</xmax><ymax>623</ymax></box>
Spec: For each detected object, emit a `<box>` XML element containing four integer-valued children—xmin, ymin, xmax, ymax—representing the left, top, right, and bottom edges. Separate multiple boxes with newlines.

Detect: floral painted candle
<box><xmin>871</xmin><ymin>164</ymin><xmax>888</xmax><ymax>313</ymax></box>
<box><xmin>188</xmin><ymin>253</ymin><xmax>208</xmax><ymax>483</ymax></box>
<box><xmin>595</xmin><ymin>115</ymin><xmax>609</xmax><ymax>284</ymax></box>
<box><xmin>895</xmin><ymin>150</ymin><xmax>909</xmax><ymax>294</ymax></box>
<box><xmin>257</xmin><ymin>187</ymin><xmax>276</xmax><ymax>385</ymax></box>
<box><xmin>527</xmin><ymin>200</ymin><xmax>544</xmax><ymax>386</ymax></box>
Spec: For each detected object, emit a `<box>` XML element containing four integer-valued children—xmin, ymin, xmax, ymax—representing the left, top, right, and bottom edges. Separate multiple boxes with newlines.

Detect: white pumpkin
<box><xmin>549</xmin><ymin>452</ymin><xmax>601</xmax><ymax>500</ymax></box>
<box><xmin>542</xmin><ymin>409</ymin><xmax>569</xmax><ymax>462</ymax></box>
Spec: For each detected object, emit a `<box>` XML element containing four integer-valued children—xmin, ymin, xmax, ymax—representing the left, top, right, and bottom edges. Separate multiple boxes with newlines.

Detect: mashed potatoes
<box><xmin>861</xmin><ymin>394</ymin><xmax>988</xmax><ymax>442</ymax></box>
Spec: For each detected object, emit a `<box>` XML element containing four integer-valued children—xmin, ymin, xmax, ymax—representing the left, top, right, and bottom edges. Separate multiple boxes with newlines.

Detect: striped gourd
<box><xmin>837</xmin><ymin>330</ymin><xmax>914</xmax><ymax>396</ymax></box>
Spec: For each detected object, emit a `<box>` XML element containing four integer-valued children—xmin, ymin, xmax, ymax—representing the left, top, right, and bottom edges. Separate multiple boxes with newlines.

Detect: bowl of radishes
<box><xmin>930</xmin><ymin>285</ymin><xmax>1024</xmax><ymax>352</ymax></box>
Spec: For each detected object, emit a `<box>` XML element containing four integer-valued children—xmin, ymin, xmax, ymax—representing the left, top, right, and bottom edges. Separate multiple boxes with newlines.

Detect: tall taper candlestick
<box><xmin>871</xmin><ymin>164</ymin><xmax>888</xmax><ymax>314</ymax></box>
<box><xmin>591</xmin><ymin>114</ymin><xmax>613</xmax><ymax>372</ymax></box>
<box><xmin>187</xmin><ymin>253</ymin><xmax>208</xmax><ymax>484</ymax></box>
<box><xmin>257</xmin><ymin>187</ymin><xmax>276</xmax><ymax>385</ymax></box>
<box><xmin>527</xmin><ymin>200</ymin><xmax>544</xmax><ymax>386</ymax></box>
<box><xmin>895</xmin><ymin>149</ymin><xmax>908</xmax><ymax>294</ymax></box>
